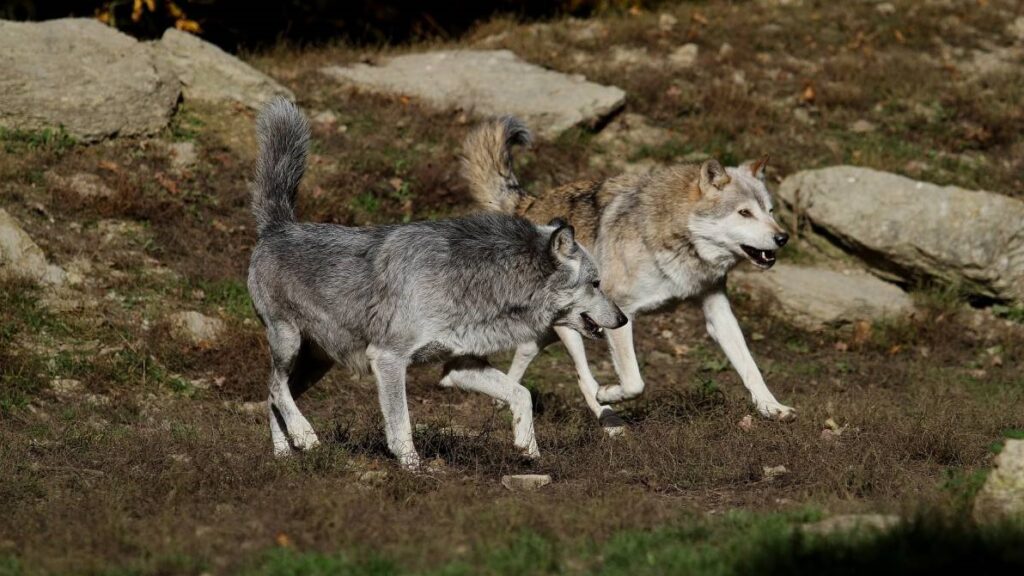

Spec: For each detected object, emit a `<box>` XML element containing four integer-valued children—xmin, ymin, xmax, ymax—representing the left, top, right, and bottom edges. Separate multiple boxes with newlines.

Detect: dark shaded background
<box><xmin>0</xmin><ymin>0</ymin><xmax>657</xmax><ymax>50</ymax></box>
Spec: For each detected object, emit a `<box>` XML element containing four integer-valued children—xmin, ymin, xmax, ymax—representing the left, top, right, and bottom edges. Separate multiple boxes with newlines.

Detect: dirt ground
<box><xmin>2</xmin><ymin>1</ymin><xmax>1023</xmax><ymax>574</ymax></box>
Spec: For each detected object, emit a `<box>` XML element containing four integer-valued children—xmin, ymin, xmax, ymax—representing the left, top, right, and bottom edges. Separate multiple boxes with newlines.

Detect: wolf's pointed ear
<box><xmin>745</xmin><ymin>155</ymin><xmax>769</xmax><ymax>181</ymax></box>
<box><xmin>699</xmin><ymin>159</ymin><xmax>731</xmax><ymax>193</ymax></box>
<box><xmin>549</xmin><ymin>224</ymin><xmax>577</xmax><ymax>260</ymax></box>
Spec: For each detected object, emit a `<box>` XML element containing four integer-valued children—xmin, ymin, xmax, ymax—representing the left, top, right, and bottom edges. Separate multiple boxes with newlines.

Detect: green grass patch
<box><xmin>0</xmin><ymin>125</ymin><xmax>76</xmax><ymax>154</ymax></box>
<box><xmin>195</xmin><ymin>278</ymin><xmax>254</xmax><ymax>319</ymax></box>
<box><xmin>0</xmin><ymin>280</ymin><xmax>69</xmax><ymax>413</ymax></box>
<box><xmin>230</xmin><ymin>511</ymin><xmax>1024</xmax><ymax>575</ymax></box>
<box><xmin>168</xmin><ymin>107</ymin><xmax>205</xmax><ymax>142</ymax></box>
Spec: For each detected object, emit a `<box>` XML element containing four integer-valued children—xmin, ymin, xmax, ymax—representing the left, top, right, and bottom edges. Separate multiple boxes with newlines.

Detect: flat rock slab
<box><xmin>0</xmin><ymin>18</ymin><xmax>180</xmax><ymax>142</ymax></box>
<box><xmin>778</xmin><ymin>166</ymin><xmax>1024</xmax><ymax>303</ymax></box>
<box><xmin>0</xmin><ymin>208</ymin><xmax>65</xmax><ymax>286</ymax></box>
<box><xmin>732</xmin><ymin>263</ymin><xmax>914</xmax><ymax>330</ymax></box>
<box><xmin>501</xmin><ymin>474</ymin><xmax>552</xmax><ymax>491</ymax></box>
<box><xmin>156</xmin><ymin>29</ymin><xmax>294</xmax><ymax>110</ymax></box>
<box><xmin>322</xmin><ymin>50</ymin><xmax>625</xmax><ymax>138</ymax></box>
<box><xmin>974</xmin><ymin>439</ymin><xmax>1024</xmax><ymax>523</ymax></box>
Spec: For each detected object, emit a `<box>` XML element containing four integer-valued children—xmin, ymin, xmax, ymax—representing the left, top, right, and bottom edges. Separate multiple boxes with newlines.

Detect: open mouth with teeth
<box><xmin>741</xmin><ymin>245</ymin><xmax>777</xmax><ymax>269</ymax></box>
<box><xmin>580</xmin><ymin>313</ymin><xmax>604</xmax><ymax>338</ymax></box>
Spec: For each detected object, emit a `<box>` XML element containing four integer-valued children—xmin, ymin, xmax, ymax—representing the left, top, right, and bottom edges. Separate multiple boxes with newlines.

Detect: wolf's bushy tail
<box><xmin>251</xmin><ymin>97</ymin><xmax>311</xmax><ymax>235</ymax></box>
<box><xmin>460</xmin><ymin>116</ymin><xmax>532</xmax><ymax>214</ymax></box>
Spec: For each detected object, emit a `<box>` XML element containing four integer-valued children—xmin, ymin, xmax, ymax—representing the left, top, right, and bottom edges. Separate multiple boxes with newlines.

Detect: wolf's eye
<box><xmin>592</xmin><ymin>280</ymin><xmax>601</xmax><ymax>289</ymax></box>
<box><xmin>738</xmin><ymin>209</ymin><xmax>753</xmax><ymax>218</ymax></box>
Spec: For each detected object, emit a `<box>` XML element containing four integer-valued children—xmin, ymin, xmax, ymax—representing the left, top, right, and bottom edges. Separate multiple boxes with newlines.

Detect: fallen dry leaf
<box><xmin>801</xmin><ymin>83</ymin><xmax>816</xmax><ymax>104</ymax></box>
<box><xmin>738</xmin><ymin>415</ymin><xmax>754</xmax><ymax>431</ymax></box>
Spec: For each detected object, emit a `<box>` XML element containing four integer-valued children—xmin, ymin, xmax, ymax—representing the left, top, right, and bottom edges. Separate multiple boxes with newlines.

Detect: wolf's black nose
<box><xmin>773</xmin><ymin>233</ymin><xmax>789</xmax><ymax>247</ymax></box>
<box><xmin>613</xmin><ymin>309</ymin><xmax>628</xmax><ymax>329</ymax></box>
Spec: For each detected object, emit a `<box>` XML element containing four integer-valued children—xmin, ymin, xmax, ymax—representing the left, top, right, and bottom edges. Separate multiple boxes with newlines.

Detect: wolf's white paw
<box><xmin>288</xmin><ymin>422</ymin><xmax>320</xmax><ymax>451</ymax></box>
<box><xmin>399</xmin><ymin>452</ymin><xmax>422</xmax><ymax>471</ymax></box>
<box><xmin>756</xmin><ymin>401</ymin><xmax>796</xmax><ymax>422</ymax></box>
<box><xmin>595</xmin><ymin>385</ymin><xmax>625</xmax><ymax>404</ymax></box>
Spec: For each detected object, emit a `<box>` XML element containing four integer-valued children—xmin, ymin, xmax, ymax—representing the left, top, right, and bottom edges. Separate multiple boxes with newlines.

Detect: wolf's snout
<box><xmin>773</xmin><ymin>233</ymin><xmax>789</xmax><ymax>248</ymax></box>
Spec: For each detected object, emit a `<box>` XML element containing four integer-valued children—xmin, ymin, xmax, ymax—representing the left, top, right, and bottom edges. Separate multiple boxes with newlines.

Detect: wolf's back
<box><xmin>251</xmin><ymin>97</ymin><xmax>311</xmax><ymax>235</ymax></box>
<box><xmin>460</xmin><ymin>116</ymin><xmax>532</xmax><ymax>214</ymax></box>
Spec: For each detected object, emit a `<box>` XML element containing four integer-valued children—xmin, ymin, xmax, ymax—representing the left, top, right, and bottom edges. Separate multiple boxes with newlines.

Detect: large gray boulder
<box><xmin>0</xmin><ymin>208</ymin><xmax>65</xmax><ymax>286</ymax></box>
<box><xmin>0</xmin><ymin>18</ymin><xmax>180</xmax><ymax>142</ymax></box>
<box><xmin>732</xmin><ymin>264</ymin><xmax>914</xmax><ymax>330</ymax></box>
<box><xmin>155</xmin><ymin>29</ymin><xmax>294</xmax><ymax>110</ymax></box>
<box><xmin>322</xmin><ymin>50</ymin><xmax>625</xmax><ymax>138</ymax></box>
<box><xmin>778</xmin><ymin>167</ymin><xmax>1024</xmax><ymax>303</ymax></box>
<box><xmin>974</xmin><ymin>439</ymin><xmax>1024</xmax><ymax>523</ymax></box>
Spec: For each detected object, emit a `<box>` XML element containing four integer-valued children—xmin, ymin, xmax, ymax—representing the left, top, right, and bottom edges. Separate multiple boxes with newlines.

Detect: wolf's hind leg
<box><xmin>368</xmin><ymin>349</ymin><xmax>419</xmax><ymax>469</ymax></box>
<box><xmin>266</xmin><ymin>322</ymin><xmax>320</xmax><ymax>453</ymax></box>
<box><xmin>507</xmin><ymin>341</ymin><xmax>539</xmax><ymax>384</ymax></box>
<box><xmin>442</xmin><ymin>356</ymin><xmax>539</xmax><ymax>459</ymax></box>
<box><xmin>554</xmin><ymin>327</ymin><xmax>625</xmax><ymax>436</ymax></box>
<box><xmin>595</xmin><ymin>319</ymin><xmax>647</xmax><ymax>404</ymax></box>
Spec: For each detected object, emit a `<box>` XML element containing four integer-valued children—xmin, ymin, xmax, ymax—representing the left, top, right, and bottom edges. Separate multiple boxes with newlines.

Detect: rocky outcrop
<box><xmin>778</xmin><ymin>167</ymin><xmax>1024</xmax><ymax>303</ymax></box>
<box><xmin>0</xmin><ymin>18</ymin><xmax>180</xmax><ymax>142</ymax></box>
<box><xmin>322</xmin><ymin>50</ymin><xmax>625</xmax><ymax>138</ymax></box>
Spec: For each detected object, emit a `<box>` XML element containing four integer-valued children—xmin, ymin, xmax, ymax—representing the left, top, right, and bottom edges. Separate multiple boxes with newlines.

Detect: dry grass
<box><xmin>2</xmin><ymin>1</ymin><xmax>1024</xmax><ymax>573</ymax></box>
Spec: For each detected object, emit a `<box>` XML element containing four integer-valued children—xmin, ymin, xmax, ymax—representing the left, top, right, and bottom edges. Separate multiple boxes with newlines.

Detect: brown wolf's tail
<box><xmin>460</xmin><ymin>116</ymin><xmax>532</xmax><ymax>214</ymax></box>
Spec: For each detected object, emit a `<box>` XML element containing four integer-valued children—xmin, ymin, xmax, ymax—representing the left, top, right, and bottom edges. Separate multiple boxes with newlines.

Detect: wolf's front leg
<box><xmin>554</xmin><ymin>326</ymin><xmax>626</xmax><ymax>436</ymax></box>
<box><xmin>701</xmin><ymin>289</ymin><xmax>795</xmax><ymax>421</ymax></box>
<box><xmin>595</xmin><ymin>318</ymin><xmax>647</xmax><ymax>405</ymax></box>
<box><xmin>368</xmin><ymin>348</ymin><xmax>420</xmax><ymax>469</ymax></box>
<box><xmin>442</xmin><ymin>357</ymin><xmax>539</xmax><ymax>459</ymax></box>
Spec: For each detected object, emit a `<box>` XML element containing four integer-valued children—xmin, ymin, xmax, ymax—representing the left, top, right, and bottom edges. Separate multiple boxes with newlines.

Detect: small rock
<box><xmin>762</xmin><ymin>465</ymin><xmax>789</xmax><ymax>481</ymax></box>
<box><xmin>738</xmin><ymin>415</ymin><xmax>754</xmax><ymax>431</ymax></box>
<box><xmin>974</xmin><ymin>439</ymin><xmax>1024</xmax><ymax>523</ymax></box>
<box><xmin>0</xmin><ymin>208</ymin><xmax>65</xmax><ymax>286</ymax></box>
<box><xmin>223</xmin><ymin>400</ymin><xmax>266</xmax><ymax>416</ymax></box>
<box><xmin>718</xmin><ymin>42</ymin><xmax>734</xmax><ymax>60</ymax></box>
<box><xmin>170</xmin><ymin>310</ymin><xmax>225</xmax><ymax>346</ymax></box>
<box><xmin>668</xmin><ymin>43</ymin><xmax>699</xmax><ymax>68</ymax></box>
<box><xmin>169</xmin><ymin>453</ymin><xmax>192</xmax><ymax>465</ymax></box>
<box><xmin>50</xmin><ymin>379</ymin><xmax>83</xmax><ymax>396</ymax></box>
<box><xmin>793</xmin><ymin>107</ymin><xmax>814</xmax><ymax>125</ymax></box>
<box><xmin>875</xmin><ymin>3</ymin><xmax>896</xmax><ymax>15</ymax></box>
<box><xmin>658</xmin><ymin>12</ymin><xmax>678</xmax><ymax>32</ymax></box>
<box><xmin>311</xmin><ymin>110</ymin><xmax>338</xmax><ymax>126</ymax></box>
<box><xmin>501</xmin><ymin>474</ymin><xmax>552</xmax><ymax>491</ymax></box>
<box><xmin>359</xmin><ymin>470</ymin><xmax>388</xmax><ymax>487</ymax></box>
<box><xmin>802</xmin><ymin>514</ymin><xmax>900</xmax><ymax>535</ymax></box>
<box><xmin>849</xmin><ymin>119</ymin><xmax>876</xmax><ymax>133</ymax></box>
<box><xmin>166</xmin><ymin>141</ymin><xmax>198</xmax><ymax>173</ymax></box>
<box><xmin>609</xmin><ymin>45</ymin><xmax>650</xmax><ymax>68</ymax></box>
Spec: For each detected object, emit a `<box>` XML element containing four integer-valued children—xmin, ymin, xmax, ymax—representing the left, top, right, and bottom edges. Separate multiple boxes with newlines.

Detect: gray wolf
<box><xmin>461</xmin><ymin>117</ymin><xmax>794</xmax><ymax>432</ymax></box>
<box><xmin>247</xmin><ymin>99</ymin><xmax>626</xmax><ymax>468</ymax></box>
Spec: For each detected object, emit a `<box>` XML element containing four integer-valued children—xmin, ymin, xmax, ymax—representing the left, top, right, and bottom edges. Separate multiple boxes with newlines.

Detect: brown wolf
<box><xmin>461</xmin><ymin>117</ymin><xmax>795</xmax><ymax>432</ymax></box>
